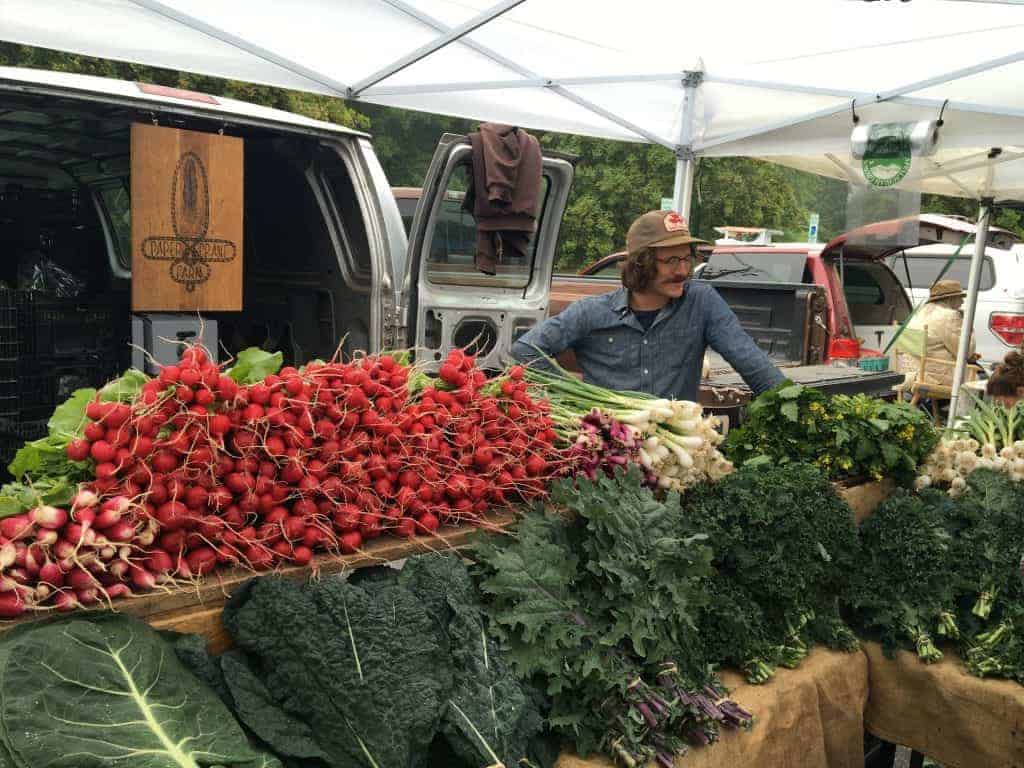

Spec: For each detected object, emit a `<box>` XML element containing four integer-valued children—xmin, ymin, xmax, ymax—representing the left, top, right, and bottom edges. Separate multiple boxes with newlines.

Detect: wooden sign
<box><xmin>131</xmin><ymin>123</ymin><xmax>243</xmax><ymax>311</ymax></box>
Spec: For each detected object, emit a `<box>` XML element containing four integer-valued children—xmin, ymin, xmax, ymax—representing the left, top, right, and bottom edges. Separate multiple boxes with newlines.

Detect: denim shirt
<box><xmin>512</xmin><ymin>283</ymin><xmax>785</xmax><ymax>401</ymax></box>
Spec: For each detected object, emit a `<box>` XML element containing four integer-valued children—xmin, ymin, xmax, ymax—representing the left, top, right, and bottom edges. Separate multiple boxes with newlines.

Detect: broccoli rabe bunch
<box><xmin>686</xmin><ymin>462</ymin><xmax>861</xmax><ymax>682</ymax></box>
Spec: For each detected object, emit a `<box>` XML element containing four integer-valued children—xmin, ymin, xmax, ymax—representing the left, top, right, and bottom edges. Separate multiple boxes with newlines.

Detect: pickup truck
<box><xmin>0</xmin><ymin>68</ymin><xmax>575</xmax><ymax>472</ymax></box>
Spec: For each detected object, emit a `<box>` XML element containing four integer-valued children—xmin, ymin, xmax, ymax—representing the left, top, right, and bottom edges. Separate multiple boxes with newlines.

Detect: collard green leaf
<box><xmin>0</xmin><ymin>615</ymin><xmax>280</xmax><ymax>768</ymax></box>
<box><xmin>226</xmin><ymin>348</ymin><xmax>283</xmax><ymax>385</ymax></box>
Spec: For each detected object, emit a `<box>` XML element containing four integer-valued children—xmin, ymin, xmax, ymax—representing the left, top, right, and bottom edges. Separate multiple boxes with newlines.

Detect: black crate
<box><xmin>0</xmin><ymin>291</ymin><xmax>17</xmax><ymax>361</ymax></box>
<box><xmin>18</xmin><ymin>359</ymin><xmax>115</xmax><ymax>422</ymax></box>
<box><xmin>0</xmin><ymin>357</ymin><xmax>16</xmax><ymax>418</ymax></box>
<box><xmin>17</xmin><ymin>292</ymin><xmax>120</xmax><ymax>359</ymax></box>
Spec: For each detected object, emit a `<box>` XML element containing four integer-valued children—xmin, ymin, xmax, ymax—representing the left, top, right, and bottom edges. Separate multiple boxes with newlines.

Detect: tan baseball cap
<box><xmin>626</xmin><ymin>210</ymin><xmax>708</xmax><ymax>256</ymax></box>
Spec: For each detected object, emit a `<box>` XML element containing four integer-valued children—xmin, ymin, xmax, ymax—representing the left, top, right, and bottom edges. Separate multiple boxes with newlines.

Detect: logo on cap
<box><xmin>664</xmin><ymin>212</ymin><xmax>687</xmax><ymax>232</ymax></box>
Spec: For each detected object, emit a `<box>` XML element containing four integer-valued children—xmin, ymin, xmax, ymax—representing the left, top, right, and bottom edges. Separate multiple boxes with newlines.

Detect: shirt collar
<box><xmin>610</xmin><ymin>287</ymin><xmax>630</xmax><ymax>316</ymax></box>
<box><xmin>614</xmin><ymin>286</ymin><xmax>685</xmax><ymax>318</ymax></box>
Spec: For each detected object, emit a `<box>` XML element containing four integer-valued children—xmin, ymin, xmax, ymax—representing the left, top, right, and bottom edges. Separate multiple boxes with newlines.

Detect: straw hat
<box><xmin>927</xmin><ymin>279</ymin><xmax>966</xmax><ymax>303</ymax></box>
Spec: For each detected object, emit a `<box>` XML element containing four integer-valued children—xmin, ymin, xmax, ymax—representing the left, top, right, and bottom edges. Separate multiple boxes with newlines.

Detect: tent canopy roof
<box><xmin>4</xmin><ymin>0</ymin><xmax>1024</xmax><ymax>198</ymax></box>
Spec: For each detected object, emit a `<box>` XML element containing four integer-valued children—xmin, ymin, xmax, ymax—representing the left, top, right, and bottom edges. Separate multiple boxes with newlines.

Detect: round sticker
<box><xmin>862</xmin><ymin>123</ymin><xmax>912</xmax><ymax>188</ymax></box>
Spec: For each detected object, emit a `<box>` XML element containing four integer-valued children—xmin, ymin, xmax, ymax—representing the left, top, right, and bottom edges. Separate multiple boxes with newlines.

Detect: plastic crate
<box><xmin>858</xmin><ymin>355</ymin><xmax>891</xmax><ymax>372</ymax></box>
<box><xmin>17</xmin><ymin>292</ymin><xmax>120</xmax><ymax>359</ymax></box>
<box><xmin>18</xmin><ymin>359</ymin><xmax>115</xmax><ymax>422</ymax></box>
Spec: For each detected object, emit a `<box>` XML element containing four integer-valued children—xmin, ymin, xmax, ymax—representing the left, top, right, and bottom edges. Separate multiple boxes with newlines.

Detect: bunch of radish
<box><xmin>0</xmin><ymin>346</ymin><xmax>561</xmax><ymax>618</ymax></box>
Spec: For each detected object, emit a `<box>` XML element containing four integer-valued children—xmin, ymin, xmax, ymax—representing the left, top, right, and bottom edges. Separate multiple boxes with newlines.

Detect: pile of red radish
<box><xmin>0</xmin><ymin>347</ymin><xmax>562</xmax><ymax>618</ymax></box>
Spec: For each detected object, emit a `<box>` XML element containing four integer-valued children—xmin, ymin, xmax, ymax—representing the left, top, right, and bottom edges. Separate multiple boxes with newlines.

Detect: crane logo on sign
<box><xmin>861</xmin><ymin>123</ymin><xmax>912</xmax><ymax>188</ymax></box>
<box><xmin>141</xmin><ymin>151</ymin><xmax>237</xmax><ymax>291</ymax></box>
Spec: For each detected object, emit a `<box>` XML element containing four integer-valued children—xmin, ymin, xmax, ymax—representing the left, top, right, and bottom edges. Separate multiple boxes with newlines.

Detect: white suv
<box><xmin>886</xmin><ymin>242</ymin><xmax>1024</xmax><ymax>368</ymax></box>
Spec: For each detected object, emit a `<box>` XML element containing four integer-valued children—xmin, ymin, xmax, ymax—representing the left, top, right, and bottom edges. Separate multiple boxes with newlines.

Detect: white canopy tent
<box><xmin>4</xmin><ymin>0</ymin><xmax>1024</xmax><ymax>418</ymax></box>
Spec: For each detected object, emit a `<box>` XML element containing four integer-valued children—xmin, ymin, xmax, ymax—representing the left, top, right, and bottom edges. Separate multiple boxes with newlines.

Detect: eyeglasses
<box><xmin>654</xmin><ymin>253</ymin><xmax>695</xmax><ymax>268</ymax></box>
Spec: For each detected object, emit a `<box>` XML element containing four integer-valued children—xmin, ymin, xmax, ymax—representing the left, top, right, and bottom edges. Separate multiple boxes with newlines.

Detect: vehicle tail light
<box><xmin>989</xmin><ymin>312</ymin><xmax>1024</xmax><ymax>346</ymax></box>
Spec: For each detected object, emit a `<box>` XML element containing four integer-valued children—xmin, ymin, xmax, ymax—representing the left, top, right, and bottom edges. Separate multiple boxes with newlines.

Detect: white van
<box><xmin>886</xmin><ymin>238</ymin><xmax>1024</xmax><ymax>368</ymax></box>
<box><xmin>0</xmin><ymin>67</ymin><xmax>572</xmax><ymax>466</ymax></box>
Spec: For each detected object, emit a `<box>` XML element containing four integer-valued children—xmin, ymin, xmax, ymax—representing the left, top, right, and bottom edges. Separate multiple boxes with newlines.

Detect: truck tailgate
<box><xmin>697</xmin><ymin>279</ymin><xmax>828</xmax><ymax>365</ymax></box>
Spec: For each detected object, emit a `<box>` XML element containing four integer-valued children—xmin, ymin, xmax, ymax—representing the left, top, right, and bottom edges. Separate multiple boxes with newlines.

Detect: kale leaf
<box><xmin>472</xmin><ymin>468</ymin><xmax>749</xmax><ymax>767</ymax></box>
<box><xmin>221</xmin><ymin>575</ymin><xmax>452</xmax><ymax>768</ymax></box>
<box><xmin>686</xmin><ymin>462</ymin><xmax>860</xmax><ymax>678</ymax></box>
<box><xmin>849</xmin><ymin>488</ymin><xmax>958</xmax><ymax>662</ymax></box>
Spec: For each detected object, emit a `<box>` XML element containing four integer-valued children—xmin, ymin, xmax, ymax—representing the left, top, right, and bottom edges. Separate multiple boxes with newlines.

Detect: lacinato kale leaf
<box><xmin>219</xmin><ymin>651</ymin><xmax>330</xmax><ymax>766</ymax></box>
<box><xmin>221</xmin><ymin>576</ymin><xmax>452</xmax><ymax>768</ymax></box>
<box><xmin>397</xmin><ymin>555</ymin><xmax>545</xmax><ymax>768</ymax></box>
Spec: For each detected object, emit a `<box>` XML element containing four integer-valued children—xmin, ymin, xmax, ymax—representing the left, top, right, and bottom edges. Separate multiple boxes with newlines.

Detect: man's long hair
<box><xmin>621</xmin><ymin>247</ymin><xmax>658</xmax><ymax>292</ymax></box>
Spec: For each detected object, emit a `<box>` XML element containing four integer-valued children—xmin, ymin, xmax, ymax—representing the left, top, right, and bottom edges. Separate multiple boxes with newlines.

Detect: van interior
<box><xmin>0</xmin><ymin>87</ymin><xmax>374</xmax><ymax>472</ymax></box>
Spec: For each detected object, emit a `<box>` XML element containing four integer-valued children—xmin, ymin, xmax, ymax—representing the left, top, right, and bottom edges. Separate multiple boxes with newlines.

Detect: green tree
<box><xmin>0</xmin><ymin>43</ymin><xmax>370</xmax><ymax>130</ymax></box>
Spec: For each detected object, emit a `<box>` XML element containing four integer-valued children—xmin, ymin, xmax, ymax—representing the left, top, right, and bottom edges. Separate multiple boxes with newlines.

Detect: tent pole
<box><xmin>673</xmin><ymin>154</ymin><xmax>695</xmax><ymax>219</ymax></box>
<box><xmin>947</xmin><ymin>199</ymin><xmax>993</xmax><ymax>427</ymax></box>
<box><xmin>672</xmin><ymin>71</ymin><xmax>702</xmax><ymax>219</ymax></box>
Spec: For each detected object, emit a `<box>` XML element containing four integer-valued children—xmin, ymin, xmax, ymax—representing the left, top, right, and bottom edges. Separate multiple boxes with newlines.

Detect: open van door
<box><xmin>400</xmin><ymin>133</ymin><xmax>573</xmax><ymax>370</ymax></box>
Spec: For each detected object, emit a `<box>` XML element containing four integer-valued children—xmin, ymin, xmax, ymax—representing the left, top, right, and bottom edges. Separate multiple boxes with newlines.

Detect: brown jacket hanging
<box><xmin>463</xmin><ymin>123</ymin><xmax>542</xmax><ymax>274</ymax></box>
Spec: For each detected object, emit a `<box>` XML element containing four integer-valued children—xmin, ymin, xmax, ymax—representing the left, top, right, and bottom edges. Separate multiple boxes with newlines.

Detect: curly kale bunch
<box><xmin>946</xmin><ymin>470</ymin><xmax>1024</xmax><ymax>680</ymax></box>
<box><xmin>850</xmin><ymin>470</ymin><xmax>1024</xmax><ymax>683</ymax></box>
<box><xmin>849</xmin><ymin>488</ymin><xmax>960</xmax><ymax>662</ymax></box>
<box><xmin>945</xmin><ymin>469</ymin><xmax>1024</xmax><ymax>626</ymax></box>
<box><xmin>686</xmin><ymin>462</ymin><xmax>861</xmax><ymax>681</ymax></box>
<box><xmin>472</xmin><ymin>468</ymin><xmax>752</xmax><ymax>768</ymax></box>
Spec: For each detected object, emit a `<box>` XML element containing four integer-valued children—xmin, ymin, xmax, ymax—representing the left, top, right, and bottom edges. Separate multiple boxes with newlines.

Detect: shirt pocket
<box><xmin>650</xmin><ymin>322</ymin><xmax>694</xmax><ymax>370</ymax></box>
<box><xmin>578</xmin><ymin>327</ymin><xmax>637</xmax><ymax>371</ymax></box>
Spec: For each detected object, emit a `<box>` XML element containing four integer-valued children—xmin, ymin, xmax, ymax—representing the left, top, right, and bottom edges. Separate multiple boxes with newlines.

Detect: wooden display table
<box><xmin>0</xmin><ymin>510</ymin><xmax>518</xmax><ymax>653</ymax></box>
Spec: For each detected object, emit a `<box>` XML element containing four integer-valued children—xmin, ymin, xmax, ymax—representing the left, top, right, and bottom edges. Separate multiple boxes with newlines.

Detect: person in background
<box><xmin>986</xmin><ymin>349</ymin><xmax>1024</xmax><ymax>408</ymax></box>
<box><xmin>511</xmin><ymin>210</ymin><xmax>785</xmax><ymax>401</ymax></box>
<box><xmin>894</xmin><ymin>279</ymin><xmax>977</xmax><ymax>387</ymax></box>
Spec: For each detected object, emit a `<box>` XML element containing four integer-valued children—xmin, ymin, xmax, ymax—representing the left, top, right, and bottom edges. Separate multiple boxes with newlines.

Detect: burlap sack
<box><xmin>864</xmin><ymin>642</ymin><xmax>1024</xmax><ymax>768</ymax></box>
<box><xmin>557</xmin><ymin>648</ymin><xmax>869</xmax><ymax>768</ymax></box>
